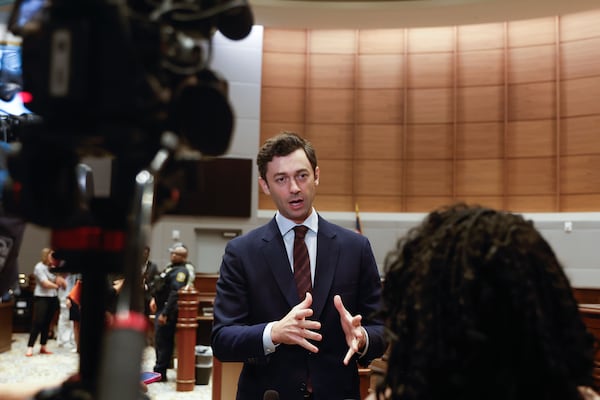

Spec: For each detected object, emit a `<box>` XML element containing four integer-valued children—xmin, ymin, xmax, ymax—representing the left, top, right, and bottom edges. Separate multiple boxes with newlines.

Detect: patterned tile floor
<box><xmin>0</xmin><ymin>333</ymin><xmax>212</xmax><ymax>400</ymax></box>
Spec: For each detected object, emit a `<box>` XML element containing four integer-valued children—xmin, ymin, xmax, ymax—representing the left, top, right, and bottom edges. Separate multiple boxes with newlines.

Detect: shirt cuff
<box><xmin>357</xmin><ymin>327</ymin><xmax>369</xmax><ymax>358</ymax></box>
<box><xmin>263</xmin><ymin>322</ymin><xmax>279</xmax><ymax>355</ymax></box>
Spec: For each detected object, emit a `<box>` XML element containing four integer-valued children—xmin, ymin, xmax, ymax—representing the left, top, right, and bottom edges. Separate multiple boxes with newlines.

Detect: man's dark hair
<box><xmin>257</xmin><ymin>131</ymin><xmax>317</xmax><ymax>181</ymax></box>
<box><xmin>378</xmin><ymin>203</ymin><xmax>597</xmax><ymax>400</ymax></box>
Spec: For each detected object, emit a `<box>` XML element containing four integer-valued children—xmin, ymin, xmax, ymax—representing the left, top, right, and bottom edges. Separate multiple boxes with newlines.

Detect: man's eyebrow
<box><xmin>274</xmin><ymin>168</ymin><xmax>309</xmax><ymax>175</ymax></box>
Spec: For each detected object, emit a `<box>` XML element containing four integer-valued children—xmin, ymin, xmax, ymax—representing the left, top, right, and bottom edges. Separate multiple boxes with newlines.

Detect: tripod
<box><xmin>32</xmin><ymin>145</ymin><xmax>172</xmax><ymax>400</ymax></box>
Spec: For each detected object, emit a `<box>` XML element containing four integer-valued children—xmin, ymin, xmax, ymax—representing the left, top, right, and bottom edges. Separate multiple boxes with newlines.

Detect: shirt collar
<box><xmin>275</xmin><ymin>208</ymin><xmax>319</xmax><ymax>236</ymax></box>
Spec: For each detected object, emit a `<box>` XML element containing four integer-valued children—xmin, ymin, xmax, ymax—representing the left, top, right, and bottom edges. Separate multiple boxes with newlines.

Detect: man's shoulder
<box><xmin>319</xmin><ymin>217</ymin><xmax>365</xmax><ymax>240</ymax></box>
<box><xmin>229</xmin><ymin>222</ymin><xmax>277</xmax><ymax>246</ymax></box>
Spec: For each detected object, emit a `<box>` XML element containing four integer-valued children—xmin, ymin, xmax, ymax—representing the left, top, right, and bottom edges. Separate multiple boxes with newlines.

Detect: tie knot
<box><xmin>294</xmin><ymin>225</ymin><xmax>309</xmax><ymax>240</ymax></box>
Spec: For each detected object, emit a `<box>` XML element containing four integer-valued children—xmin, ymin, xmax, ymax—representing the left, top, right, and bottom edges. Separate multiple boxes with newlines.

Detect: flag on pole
<box><xmin>354</xmin><ymin>203</ymin><xmax>363</xmax><ymax>234</ymax></box>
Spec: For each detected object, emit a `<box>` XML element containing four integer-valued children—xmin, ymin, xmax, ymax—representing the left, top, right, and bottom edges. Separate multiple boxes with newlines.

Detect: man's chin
<box><xmin>284</xmin><ymin>208</ymin><xmax>309</xmax><ymax>223</ymax></box>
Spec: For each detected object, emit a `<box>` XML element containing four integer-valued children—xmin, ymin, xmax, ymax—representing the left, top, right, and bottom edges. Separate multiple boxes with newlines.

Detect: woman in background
<box><xmin>370</xmin><ymin>203</ymin><xmax>599</xmax><ymax>400</ymax></box>
<box><xmin>25</xmin><ymin>248</ymin><xmax>66</xmax><ymax>357</ymax></box>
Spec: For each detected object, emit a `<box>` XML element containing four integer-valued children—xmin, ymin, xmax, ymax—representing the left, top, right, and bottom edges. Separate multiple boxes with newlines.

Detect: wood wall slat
<box><xmin>355</xmin><ymin>124</ymin><xmax>404</xmax><ymax>160</ymax></box>
<box><xmin>405</xmin><ymin>160</ymin><xmax>453</xmax><ymax>196</ymax></box>
<box><xmin>507</xmin><ymin>157</ymin><xmax>556</xmax><ymax>195</ymax></box>
<box><xmin>262</xmin><ymin>29</ymin><xmax>307</xmax><ymax>53</ymax></box>
<box><xmin>560</xmin><ymin>37</ymin><xmax>600</xmax><ymax>80</ymax></box>
<box><xmin>314</xmin><ymin>195</ymin><xmax>355</xmax><ymax>211</ymax></box>
<box><xmin>506</xmin><ymin>195</ymin><xmax>557</xmax><ymax>212</ymax></box>
<box><xmin>457</xmin><ymin>23</ymin><xmax>505</xmax><ymax>51</ymax></box>
<box><xmin>354</xmin><ymin>196</ymin><xmax>404</xmax><ymax>212</ymax></box>
<box><xmin>261</xmin><ymin>87</ymin><xmax>306</xmax><ymax>122</ymax></box>
<box><xmin>457</xmin><ymin>49</ymin><xmax>504</xmax><ymax>86</ymax></box>
<box><xmin>407</xmin><ymin>88</ymin><xmax>453</xmax><ymax>123</ymax></box>
<box><xmin>508</xmin><ymin>82</ymin><xmax>556</xmax><ymax>120</ymax></box>
<box><xmin>561</xmin><ymin>155</ymin><xmax>600</xmax><ymax>194</ymax></box>
<box><xmin>508</xmin><ymin>45</ymin><xmax>555</xmax><ymax>83</ymax></box>
<box><xmin>561</xmin><ymin>76</ymin><xmax>600</xmax><ymax>117</ymax></box>
<box><xmin>404</xmin><ymin>196</ymin><xmax>454</xmax><ymax>212</ymax></box>
<box><xmin>306</xmin><ymin>88</ymin><xmax>355</xmax><ymax>123</ymax></box>
<box><xmin>407</xmin><ymin>27</ymin><xmax>455</xmax><ymax>53</ymax></box>
<box><xmin>508</xmin><ymin>17</ymin><xmax>556</xmax><ymax>47</ymax></box>
<box><xmin>305</xmin><ymin>124</ymin><xmax>354</xmax><ymax>159</ymax></box>
<box><xmin>358</xmin><ymin>54</ymin><xmax>404</xmax><ymax>88</ymax></box>
<box><xmin>358</xmin><ymin>29</ymin><xmax>405</xmax><ymax>54</ymax></box>
<box><xmin>560</xmin><ymin>9</ymin><xmax>600</xmax><ymax>42</ymax></box>
<box><xmin>356</xmin><ymin>89</ymin><xmax>404</xmax><ymax>124</ymax></box>
<box><xmin>405</xmin><ymin>124</ymin><xmax>453</xmax><ymax>160</ymax></box>
<box><xmin>560</xmin><ymin>116</ymin><xmax>600</xmax><ymax>156</ymax></box>
<box><xmin>262</xmin><ymin>53</ymin><xmax>306</xmax><ymax>88</ymax></box>
<box><xmin>561</xmin><ymin>194</ymin><xmax>600</xmax><ymax>211</ymax></box>
<box><xmin>506</xmin><ymin>120</ymin><xmax>556</xmax><ymax>158</ymax></box>
<box><xmin>407</xmin><ymin>53</ymin><xmax>454</xmax><ymax>88</ymax></box>
<box><xmin>309</xmin><ymin>54</ymin><xmax>355</xmax><ymax>88</ymax></box>
<box><xmin>260</xmin><ymin>122</ymin><xmax>306</xmax><ymax>144</ymax></box>
<box><xmin>457</xmin><ymin>86</ymin><xmax>504</xmax><ymax>122</ymax></box>
<box><xmin>456</xmin><ymin>123</ymin><xmax>504</xmax><ymax>159</ymax></box>
<box><xmin>455</xmin><ymin>159</ymin><xmax>503</xmax><ymax>195</ymax></box>
<box><xmin>354</xmin><ymin>160</ymin><xmax>403</xmax><ymax>196</ymax></box>
<box><xmin>315</xmin><ymin>159</ymin><xmax>353</xmax><ymax>194</ymax></box>
<box><xmin>309</xmin><ymin>30</ymin><xmax>357</xmax><ymax>54</ymax></box>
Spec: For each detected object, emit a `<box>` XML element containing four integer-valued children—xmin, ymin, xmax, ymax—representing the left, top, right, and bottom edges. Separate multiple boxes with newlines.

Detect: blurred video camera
<box><xmin>3</xmin><ymin>0</ymin><xmax>253</xmax><ymax>229</ymax></box>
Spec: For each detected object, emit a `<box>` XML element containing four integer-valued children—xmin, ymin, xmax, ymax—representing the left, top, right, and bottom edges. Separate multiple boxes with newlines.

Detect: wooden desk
<box><xmin>0</xmin><ymin>301</ymin><xmax>13</xmax><ymax>353</ymax></box>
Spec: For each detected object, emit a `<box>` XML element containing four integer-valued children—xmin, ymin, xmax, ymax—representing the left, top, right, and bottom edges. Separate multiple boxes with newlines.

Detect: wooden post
<box><xmin>176</xmin><ymin>285</ymin><xmax>200</xmax><ymax>391</ymax></box>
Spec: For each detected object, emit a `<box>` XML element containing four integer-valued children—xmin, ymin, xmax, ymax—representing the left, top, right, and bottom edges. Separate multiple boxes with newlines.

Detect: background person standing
<box><xmin>25</xmin><ymin>248</ymin><xmax>66</xmax><ymax>357</ymax></box>
<box><xmin>149</xmin><ymin>244</ymin><xmax>191</xmax><ymax>381</ymax></box>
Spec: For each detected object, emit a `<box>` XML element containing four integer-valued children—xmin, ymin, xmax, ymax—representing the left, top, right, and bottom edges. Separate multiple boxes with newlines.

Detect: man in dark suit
<box><xmin>211</xmin><ymin>132</ymin><xmax>387</xmax><ymax>400</ymax></box>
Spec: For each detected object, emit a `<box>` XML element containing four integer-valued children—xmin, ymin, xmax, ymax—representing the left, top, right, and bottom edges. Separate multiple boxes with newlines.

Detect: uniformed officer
<box><xmin>150</xmin><ymin>244</ymin><xmax>191</xmax><ymax>381</ymax></box>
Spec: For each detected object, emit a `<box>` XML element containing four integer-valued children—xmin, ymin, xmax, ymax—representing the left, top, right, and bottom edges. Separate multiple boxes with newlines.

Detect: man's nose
<box><xmin>289</xmin><ymin>177</ymin><xmax>301</xmax><ymax>192</ymax></box>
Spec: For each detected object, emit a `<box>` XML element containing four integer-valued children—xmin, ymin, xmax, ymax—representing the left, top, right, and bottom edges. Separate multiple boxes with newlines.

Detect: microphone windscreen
<box><xmin>263</xmin><ymin>390</ymin><xmax>279</xmax><ymax>400</ymax></box>
<box><xmin>218</xmin><ymin>4</ymin><xmax>254</xmax><ymax>40</ymax></box>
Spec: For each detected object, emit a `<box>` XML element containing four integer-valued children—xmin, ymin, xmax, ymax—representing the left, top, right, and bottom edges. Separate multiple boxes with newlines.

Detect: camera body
<box><xmin>5</xmin><ymin>0</ymin><xmax>253</xmax><ymax>229</ymax></box>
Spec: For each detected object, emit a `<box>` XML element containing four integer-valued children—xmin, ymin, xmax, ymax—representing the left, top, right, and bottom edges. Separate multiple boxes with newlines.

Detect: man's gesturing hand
<box><xmin>334</xmin><ymin>294</ymin><xmax>366</xmax><ymax>365</ymax></box>
<box><xmin>271</xmin><ymin>292</ymin><xmax>322</xmax><ymax>353</ymax></box>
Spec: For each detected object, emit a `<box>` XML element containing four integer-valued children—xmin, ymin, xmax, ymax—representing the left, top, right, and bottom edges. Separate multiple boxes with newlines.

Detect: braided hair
<box><xmin>377</xmin><ymin>203</ymin><xmax>597</xmax><ymax>400</ymax></box>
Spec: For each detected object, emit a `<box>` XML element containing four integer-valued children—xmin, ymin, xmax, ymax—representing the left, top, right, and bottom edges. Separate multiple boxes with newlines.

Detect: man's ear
<box><xmin>314</xmin><ymin>166</ymin><xmax>320</xmax><ymax>186</ymax></box>
<box><xmin>259</xmin><ymin>177</ymin><xmax>271</xmax><ymax>195</ymax></box>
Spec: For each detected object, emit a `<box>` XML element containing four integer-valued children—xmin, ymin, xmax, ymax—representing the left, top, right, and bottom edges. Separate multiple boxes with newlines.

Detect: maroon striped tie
<box><xmin>293</xmin><ymin>225</ymin><xmax>311</xmax><ymax>299</ymax></box>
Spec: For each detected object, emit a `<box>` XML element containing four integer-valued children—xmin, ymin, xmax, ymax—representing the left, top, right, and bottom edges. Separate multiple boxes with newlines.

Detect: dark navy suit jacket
<box><xmin>211</xmin><ymin>216</ymin><xmax>386</xmax><ymax>400</ymax></box>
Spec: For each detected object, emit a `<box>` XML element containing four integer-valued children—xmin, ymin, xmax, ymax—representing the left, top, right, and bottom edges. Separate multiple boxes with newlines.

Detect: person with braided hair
<box><xmin>369</xmin><ymin>203</ymin><xmax>599</xmax><ymax>400</ymax></box>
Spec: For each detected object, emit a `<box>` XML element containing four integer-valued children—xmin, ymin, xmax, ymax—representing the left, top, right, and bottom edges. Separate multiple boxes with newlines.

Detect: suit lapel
<box><xmin>312</xmin><ymin>218</ymin><xmax>338</xmax><ymax>319</ymax></box>
<box><xmin>261</xmin><ymin>218</ymin><xmax>299</xmax><ymax>308</ymax></box>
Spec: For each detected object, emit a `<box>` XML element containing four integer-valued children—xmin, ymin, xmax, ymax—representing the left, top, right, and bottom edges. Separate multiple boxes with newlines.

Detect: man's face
<box><xmin>259</xmin><ymin>148</ymin><xmax>319</xmax><ymax>224</ymax></box>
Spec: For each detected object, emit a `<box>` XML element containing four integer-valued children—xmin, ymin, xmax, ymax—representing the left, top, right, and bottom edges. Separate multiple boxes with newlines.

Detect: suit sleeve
<box><xmin>211</xmin><ymin>239</ymin><xmax>269</xmax><ymax>363</ymax></box>
<box><xmin>356</xmin><ymin>236</ymin><xmax>387</xmax><ymax>366</ymax></box>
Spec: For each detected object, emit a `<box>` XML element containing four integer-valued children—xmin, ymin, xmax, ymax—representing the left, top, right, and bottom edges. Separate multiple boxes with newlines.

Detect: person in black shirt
<box><xmin>149</xmin><ymin>244</ymin><xmax>190</xmax><ymax>382</ymax></box>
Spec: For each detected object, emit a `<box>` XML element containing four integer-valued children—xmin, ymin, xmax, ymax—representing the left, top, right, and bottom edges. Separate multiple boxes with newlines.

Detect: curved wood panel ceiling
<box><xmin>251</xmin><ymin>0</ymin><xmax>600</xmax><ymax>29</ymax></box>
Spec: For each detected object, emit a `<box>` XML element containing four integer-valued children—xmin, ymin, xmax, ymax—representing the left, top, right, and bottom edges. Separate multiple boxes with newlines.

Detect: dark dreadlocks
<box><xmin>376</xmin><ymin>203</ymin><xmax>597</xmax><ymax>400</ymax></box>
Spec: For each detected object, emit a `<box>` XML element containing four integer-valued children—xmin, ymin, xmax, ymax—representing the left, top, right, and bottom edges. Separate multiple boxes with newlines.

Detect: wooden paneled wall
<box><xmin>260</xmin><ymin>9</ymin><xmax>600</xmax><ymax>213</ymax></box>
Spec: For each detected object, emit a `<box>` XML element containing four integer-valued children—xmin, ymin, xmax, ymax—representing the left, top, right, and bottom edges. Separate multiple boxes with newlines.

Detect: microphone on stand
<box><xmin>263</xmin><ymin>389</ymin><xmax>280</xmax><ymax>400</ymax></box>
